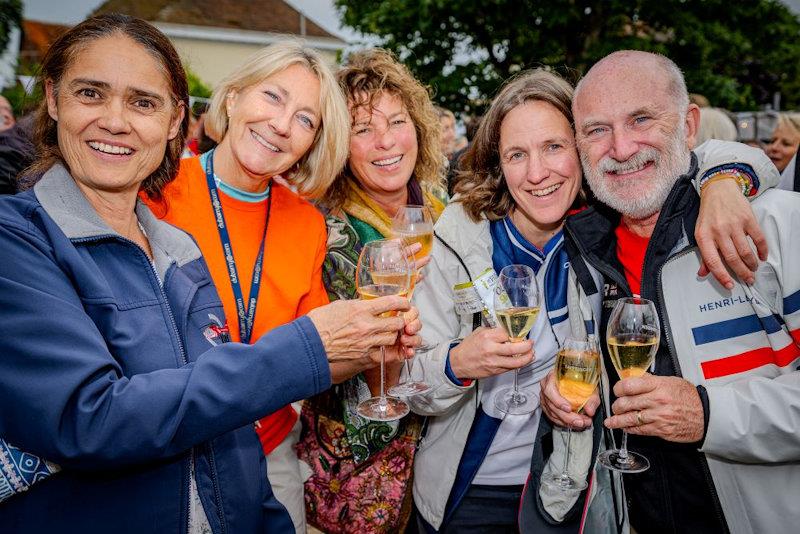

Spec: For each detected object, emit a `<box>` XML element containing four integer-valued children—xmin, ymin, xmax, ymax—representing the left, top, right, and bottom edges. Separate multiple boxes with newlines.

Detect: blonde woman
<box><xmin>148</xmin><ymin>42</ymin><xmax>357</xmax><ymax>533</ymax></box>
<box><xmin>766</xmin><ymin>112</ymin><xmax>800</xmax><ymax>191</ymax></box>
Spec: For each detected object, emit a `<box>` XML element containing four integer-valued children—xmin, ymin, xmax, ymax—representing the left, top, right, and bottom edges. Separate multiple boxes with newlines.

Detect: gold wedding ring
<box><xmin>636</xmin><ymin>410</ymin><xmax>645</xmax><ymax>426</ymax></box>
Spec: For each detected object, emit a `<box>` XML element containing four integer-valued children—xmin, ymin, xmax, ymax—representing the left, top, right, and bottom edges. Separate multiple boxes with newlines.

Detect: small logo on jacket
<box><xmin>602</xmin><ymin>283</ymin><xmax>621</xmax><ymax>308</ymax></box>
<box><xmin>203</xmin><ymin>313</ymin><xmax>231</xmax><ymax>346</ymax></box>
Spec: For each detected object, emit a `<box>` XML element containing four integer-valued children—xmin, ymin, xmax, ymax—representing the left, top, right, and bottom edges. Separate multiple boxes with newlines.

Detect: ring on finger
<box><xmin>636</xmin><ymin>410</ymin><xmax>646</xmax><ymax>426</ymax></box>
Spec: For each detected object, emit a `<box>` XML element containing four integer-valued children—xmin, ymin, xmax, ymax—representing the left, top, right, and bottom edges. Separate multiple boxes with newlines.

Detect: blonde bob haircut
<box><xmin>455</xmin><ymin>69</ymin><xmax>576</xmax><ymax>221</ymax></box>
<box><xmin>322</xmin><ymin>48</ymin><xmax>443</xmax><ymax>210</ymax></box>
<box><xmin>205</xmin><ymin>41</ymin><xmax>349</xmax><ymax>199</ymax></box>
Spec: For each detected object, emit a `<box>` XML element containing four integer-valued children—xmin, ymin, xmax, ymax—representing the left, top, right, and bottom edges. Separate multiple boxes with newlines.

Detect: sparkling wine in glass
<box><xmin>493</xmin><ymin>264</ymin><xmax>540</xmax><ymax>415</ymax></box>
<box><xmin>542</xmin><ymin>337</ymin><xmax>600</xmax><ymax>491</ymax></box>
<box><xmin>355</xmin><ymin>239</ymin><xmax>412</xmax><ymax>421</ymax></box>
<box><xmin>388</xmin><ymin>205</ymin><xmax>434</xmax><ymax>397</ymax></box>
<box><xmin>597</xmin><ymin>297</ymin><xmax>660</xmax><ymax>473</ymax></box>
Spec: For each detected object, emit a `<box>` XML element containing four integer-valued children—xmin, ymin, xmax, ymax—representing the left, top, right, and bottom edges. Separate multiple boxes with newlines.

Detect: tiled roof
<box><xmin>20</xmin><ymin>20</ymin><xmax>70</xmax><ymax>58</ymax></box>
<box><xmin>92</xmin><ymin>0</ymin><xmax>336</xmax><ymax>39</ymax></box>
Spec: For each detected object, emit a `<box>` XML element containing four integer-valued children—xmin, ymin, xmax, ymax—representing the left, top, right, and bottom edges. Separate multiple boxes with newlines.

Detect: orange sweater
<box><xmin>146</xmin><ymin>156</ymin><xmax>330</xmax><ymax>454</ymax></box>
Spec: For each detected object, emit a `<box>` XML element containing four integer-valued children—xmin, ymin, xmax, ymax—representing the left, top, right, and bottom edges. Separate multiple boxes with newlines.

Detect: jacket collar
<box><xmin>434</xmin><ymin>200</ymin><xmax>491</xmax><ymax>261</ymax></box>
<box><xmin>565</xmin><ymin>153</ymin><xmax>700</xmax><ymax>297</ymax></box>
<box><xmin>34</xmin><ymin>164</ymin><xmax>200</xmax><ymax>270</ymax></box>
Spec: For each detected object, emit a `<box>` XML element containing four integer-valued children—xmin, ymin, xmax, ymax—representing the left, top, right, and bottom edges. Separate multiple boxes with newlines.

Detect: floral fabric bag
<box><xmin>296</xmin><ymin>382</ymin><xmax>422</xmax><ymax>534</ymax></box>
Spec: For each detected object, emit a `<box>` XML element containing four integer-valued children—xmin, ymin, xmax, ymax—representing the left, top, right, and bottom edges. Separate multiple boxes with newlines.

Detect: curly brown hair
<box><xmin>454</xmin><ymin>69</ymin><xmax>576</xmax><ymax>221</ymax></box>
<box><xmin>24</xmin><ymin>14</ymin><xmax>188</xmax><ymax>199</ymax></box>
<box><xmin>321</xmin><ymin>48</ymin><xmax>443</xmax><ymax>210</ymax></box>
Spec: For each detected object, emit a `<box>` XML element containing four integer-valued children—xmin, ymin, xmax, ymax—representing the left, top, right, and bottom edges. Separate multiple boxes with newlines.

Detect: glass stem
<box><xmin>562</xmin><ymin>426</ymin><xmax>573</xmax><ymax>478</ymax></box>
<box><xmin>619</xmin><ymin>430</ymin><xmax>629</xmax><ymax>460</ymax></box>
<box><xmin>379</xmin><ymin>346</ymin><xmax>387</xmax><ymax>406</ymax></box>
<box><xmin>512</xmin><ymin>368</ymin><xmax>520</xmax><ymax>395</ymax></box>
<box><xmin>404</xmin><ymin>356</ymin><xmax>413</xmax><ymax>384</ymax></box>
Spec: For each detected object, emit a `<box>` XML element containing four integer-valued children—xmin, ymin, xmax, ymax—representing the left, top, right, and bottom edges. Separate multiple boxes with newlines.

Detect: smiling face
<box><xmin>221</xmin><ymin>63</ymin><xmax>321</xmax><ymax>190</ymax></box>
<box><xmin>765</xmin><ymin>121</ymin><xmax>800</xmax><ymax>172</ymax></box>
<box><xmin>499</xmin><ymin>100</ymin><xmax>582</xmax><ymax>247</ymax></box>
<box><xmin>45</xmin><ymin>33</ymin><xmax>183</xmax><ymax>196</ymax></box>
<box><xmin>574</xmin><ymin>56</ymin><xmax>698</xmax><ymax>220</ymax></box>
<box><xmin>348</xmin><ymin>91</ymin><xmax>418</xmax><ymax>203</ymax></box>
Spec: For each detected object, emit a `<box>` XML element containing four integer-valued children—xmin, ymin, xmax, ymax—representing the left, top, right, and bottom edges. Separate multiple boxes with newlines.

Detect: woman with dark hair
<box><xmin>0</xmin><ymin>14</ymin><xmax>417</xmax><ymax>533</ymax></box>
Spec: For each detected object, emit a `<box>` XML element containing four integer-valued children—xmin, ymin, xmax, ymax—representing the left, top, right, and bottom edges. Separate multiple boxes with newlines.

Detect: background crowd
<box><xmin>0</xmin><ymin>6</ymin><xmax>798</xmax><ymax>534</ymax></box>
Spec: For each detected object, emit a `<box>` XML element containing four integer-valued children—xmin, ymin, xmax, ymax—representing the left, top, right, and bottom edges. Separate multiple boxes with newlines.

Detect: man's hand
<box><xmin>540</xmin><ymin>369</ymin><xmax>600</xmax><ymax>429</ymax></box>
<box><xmin>696</xmin><ymin>177</ymin><xmax>767</xmax><ymax>289</ymax></box>
<box><xmin>449</xmin><ymin>327</ymin><xmax>533</xmax><ymax>380</ymax></box>
<box><xmin>604</xmin><ymin>374</ymin><xmax>705</xmax><ymax>443</ymax></box>
<box><xmin>307</xmin><ymin>296</ymin><xmax>409</xmax><ymax>362</ymax></box>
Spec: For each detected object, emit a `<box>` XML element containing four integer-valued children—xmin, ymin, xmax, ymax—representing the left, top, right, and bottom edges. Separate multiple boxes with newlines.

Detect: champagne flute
<box><xmin>388</xmin><ymin>205</ymin><xmax>434</xmax><ymax>397</ymax></box>
<box><xmin>542</xmin><ymin>337</ymin><xmax>600</xmax><ymax>491</ymax></box>
<box><xmin>355</xmin><ymin>239</ymin><xmax>412</xmax><ymax>421</ymax></box>
<box><xmin>597</xmin><ymin>297</ymin><xmax>660</xmax><ymax>473</ymax></box>
<box><xmin>493</xmin><ymin>264</ymin><xmax>540</xmax><ymax>415</ymax></box>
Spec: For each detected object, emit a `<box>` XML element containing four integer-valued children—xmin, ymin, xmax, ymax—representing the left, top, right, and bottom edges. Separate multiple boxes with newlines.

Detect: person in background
<box><xmin>0</xmin><ymin>113</ymin><xmax>34</xmax><ymax>194</ymax></box>
<box><xmin>296</xmin><ymin>48</ymin><xmax>446</xmax><ymax>534</ymax></box>
<box><xmin>0</xmin><ymin>14</ymin><xmax>418</xmax><ymax>533</ymax></box>
<box><xmin>766</xmin><ymin>112</ymin><xmax>800</xmax><ymax>191</ymax></box>
<box><xmin>0</xmin><ymin>95</ymin><xmax>15</xmax><ymax>132</ymax></box>
<box><xmin>543</xmin><ymin>49</ymin><xmax>796</xmax><ymax>534</ymax></box>
<box><xmin>146</xmin><ymin>42</ymin><xmax>421</xmax><ymax>534</ymax></box>
<box><xmin>696</xmin><ymin>107</ymin><xmax>737</xmax><ymax>145</ymax></box>
<box><xmin>436</xmin><ymin>106</ymin><xmax>457</xmax><ymax>158</ymax></box>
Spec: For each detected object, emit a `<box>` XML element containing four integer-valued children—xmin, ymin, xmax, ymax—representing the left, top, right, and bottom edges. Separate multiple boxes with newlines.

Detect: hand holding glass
<box><xmin>542</xmin><ymin>337</ymin><xmax>600</xmax><ymax>491</ymax></box>
<box><xmin>597</xmin><ymin>297</ymin><xmax>660</xmax><ymax>473</ymax></box>
<box><xmin>355</xmin><ymin>239</ymin><xmax>412</xmax><ymax>421</ymax></box>
<box><xmin>493</xmin><ymin>264</ymin><xmax>540</xmax><ymax>415</ymax></box>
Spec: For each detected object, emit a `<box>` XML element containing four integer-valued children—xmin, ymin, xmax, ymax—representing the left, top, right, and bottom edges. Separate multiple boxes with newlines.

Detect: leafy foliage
<box><xmin>0</xmin><ymin>0</ymin><xmax>21</xmax><ymax>54</ymax></box>
<box><xmin>186</xmin><ymin>67</ymin><xmax>212</xmax><ymax>99</ymax></box>
<box><xmin>337</xmin><ymin>0</ymin><xmax>800</xmax><ymax>113</ymax></box>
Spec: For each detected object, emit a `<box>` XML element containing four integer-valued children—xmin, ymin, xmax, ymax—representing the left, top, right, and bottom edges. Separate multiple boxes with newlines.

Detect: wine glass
<box><xmin>542</xmin><ymin>337</ymin><xmax>601</xmax><ymax>491</ymax></box>
<box><xmin>388</xmin><ymin>205</ymin><xmax>434</xmax><ymax>397</ymax></box>
<box><xmin>597</xmin><ymin>297</ymin><xmax>660</xmax><ymax>473</ymax></box>
<box><xmin>355</xmin><ymin>239</ymin><xmax>413</xmax><ymax>421</ymax></box>
<box><xmin>493</xmin><ymin>264</ymin><xmax>541</xmax><ymax>415</ymax></box>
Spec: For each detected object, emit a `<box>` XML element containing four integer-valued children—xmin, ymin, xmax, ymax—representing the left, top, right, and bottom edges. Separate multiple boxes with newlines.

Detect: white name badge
<box><xmin>453</xmin><ymin>281</ymin><xmax>484</xmax><ymax>315</ymax></box>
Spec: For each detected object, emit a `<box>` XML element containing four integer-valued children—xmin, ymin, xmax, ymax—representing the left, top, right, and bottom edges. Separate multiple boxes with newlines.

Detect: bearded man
<box><xmin>540</xmin><ymin>50</ymin><xmax>800</xmax><ymax>534</ymax></box>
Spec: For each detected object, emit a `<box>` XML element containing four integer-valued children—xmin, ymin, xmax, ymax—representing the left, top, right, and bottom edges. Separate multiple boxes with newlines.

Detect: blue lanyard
<box><xmin>204</xmin><ymin>150</ymin><xmax>272</xmax><ymax>344</ymax></box>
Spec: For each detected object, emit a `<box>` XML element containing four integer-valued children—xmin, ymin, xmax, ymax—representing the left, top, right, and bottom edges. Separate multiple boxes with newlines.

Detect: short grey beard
<box><xmin>581</xmin><ymin>125</ymin><xmax>691</xmax><ymax>219</ymax></box>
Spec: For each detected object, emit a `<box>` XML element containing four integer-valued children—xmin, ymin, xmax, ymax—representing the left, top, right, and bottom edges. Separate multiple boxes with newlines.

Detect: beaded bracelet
<box><xmin>698</xmin><ymin>163</ymin><xmax>759</xmax><ymax>197</ymax></box>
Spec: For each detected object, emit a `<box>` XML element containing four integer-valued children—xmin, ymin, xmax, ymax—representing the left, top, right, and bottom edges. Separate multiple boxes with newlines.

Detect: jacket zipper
<box><xmin>206</xmin><ymin>443</ymin><xmax>226</xmax><ymax>534</ymax></box>
<box><xmin>657</xmin><ymin>248</ymin><xmax>729</xmax><ymax>533</ymax></box>
<box><xmin>564</xmin><ymin>225</ymin><xmax>630</xmax><ymax>294</ymax></box>
<box><xmin>564</xmin><ymin>225</ymin><xmax>632</xmax><ymax>530</ymax></box>
<box><xmin>75</xmin><ymin>234</ymin><xmax>195</xmax><ymax>534</ymax></box>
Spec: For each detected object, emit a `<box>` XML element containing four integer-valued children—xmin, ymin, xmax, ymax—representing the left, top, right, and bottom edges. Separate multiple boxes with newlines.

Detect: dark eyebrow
<box><xmin>68</xmin><ymin>78</ymin><xmax>110</xmax><ymax>90</ymax></box>
<box><xmin>129</xmin><ymin>88</ymin><xmax>165</xmax><ymax>105</ymax></box>
<box><xmin>69</xmin><ymin>78</ymin><xmax>167</xmax><ymax>105</ymax></box>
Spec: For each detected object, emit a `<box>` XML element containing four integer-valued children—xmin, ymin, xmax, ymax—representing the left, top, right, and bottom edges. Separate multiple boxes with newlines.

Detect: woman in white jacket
<box><xmin>407</xmin><ymin>69</ymin><xmax>776</xmax><ymax>533</ymax></box>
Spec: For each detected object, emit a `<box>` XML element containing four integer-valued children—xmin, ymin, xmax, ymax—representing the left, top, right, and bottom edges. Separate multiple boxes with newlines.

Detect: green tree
<box><xmin>337</xmin><ymin>0</ymin><xmax>800</xmax><ymax>113</ymax></box>
<box><xmin>0</xmin><ymin>0</ymin><xmax>22</xmax><ymax>54</ymax></box>
<box><xmin>186</xmin><ymin>67</ymin><xmax>212</xmax><ymax>99</ymax></box>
